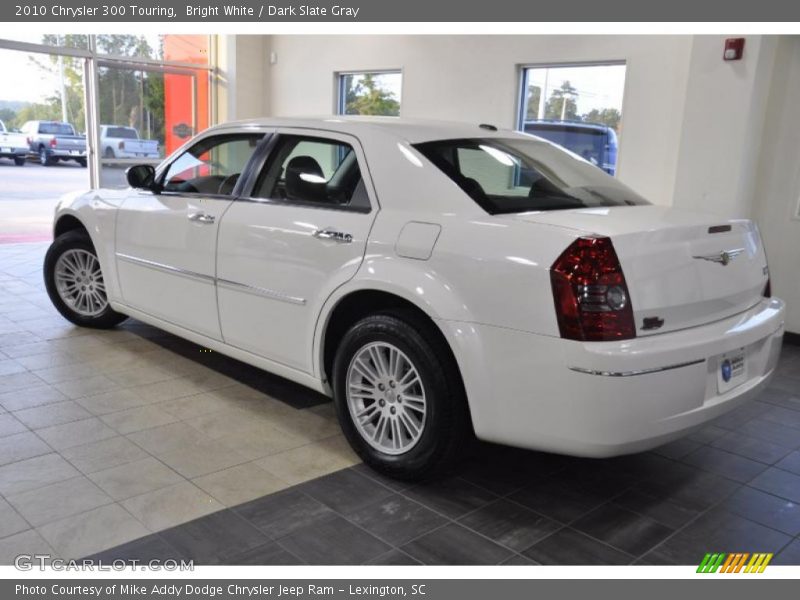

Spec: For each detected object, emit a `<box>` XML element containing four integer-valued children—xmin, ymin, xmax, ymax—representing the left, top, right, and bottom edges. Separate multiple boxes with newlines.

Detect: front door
<box><xmin>216</xmin><ymin>129</ymin><xmax>377</xmax><ymax>372</ymax></box>
<box><xmin>115</xmin><ymin>131</ymin><xmax>264</xmax><ymax>339</ymax></box>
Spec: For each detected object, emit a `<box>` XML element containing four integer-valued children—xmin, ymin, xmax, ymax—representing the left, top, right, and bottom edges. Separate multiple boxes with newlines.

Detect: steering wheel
<box><xmin>217</xmin><ymin>173</ymin><xmax>241</xmax><ymax>196</ymax></box>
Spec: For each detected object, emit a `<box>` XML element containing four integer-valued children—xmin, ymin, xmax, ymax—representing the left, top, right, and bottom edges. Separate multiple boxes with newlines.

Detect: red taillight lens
<box><xmin>550</xmin><ymin>236</ymin><xmax>636</xmax><ymax>342</ymax></box>
<box><xmin>49</xmin><ymin>138</ymin><xmax>57</xmax><ymax>148</ymax></box>
<box><xmin>764</xmin><ymin>278</ymin><xmax>771</xmax><ymax>298</ymax></box>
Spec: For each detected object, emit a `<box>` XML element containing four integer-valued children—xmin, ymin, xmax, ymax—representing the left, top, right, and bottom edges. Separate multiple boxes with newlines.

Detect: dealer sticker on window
<box><xmin>717</xmin><ymin>348</ymin><xmax>746</xmax><ymax>394</ymax></box>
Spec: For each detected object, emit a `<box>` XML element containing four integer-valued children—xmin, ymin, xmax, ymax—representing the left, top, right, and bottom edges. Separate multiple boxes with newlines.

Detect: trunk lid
<box><xmin>505</xmin><ymin>206</ymin><xmax>769</xmax><ymax>336</ymax></box>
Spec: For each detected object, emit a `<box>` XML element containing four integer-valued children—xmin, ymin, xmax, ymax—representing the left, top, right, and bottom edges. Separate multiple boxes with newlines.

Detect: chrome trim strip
<box><xmin>116</xmin><ymin>253</ymin><xmax>306</xmax><ymax>306</ymax></box>
<box><xmin>568</xmin><ymin>359</ymin><xmax>705</xmax><ymax>378</ymax></box>
<box><xmin>116</xmin><ymin>253</ymin><xmax>215</xmax><ymax>284</ymax></box>
<box><xmin>217</xmin><ymin>278</ymin><xmax>306</xmax><ymax>306</ymax></box>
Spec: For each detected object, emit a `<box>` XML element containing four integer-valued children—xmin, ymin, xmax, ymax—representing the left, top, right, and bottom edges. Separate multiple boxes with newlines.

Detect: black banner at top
<box><xmin>1</xmin><ymin>0</ymin><xmax>799</xmax><ymax>22</ymax></box>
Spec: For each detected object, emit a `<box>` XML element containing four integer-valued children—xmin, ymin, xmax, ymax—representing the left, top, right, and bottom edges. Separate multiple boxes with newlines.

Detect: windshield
<box><xmin>413</xmin><ymin>137</ymin><xmax>648</xmax><ymax>215</ymax></box>
<box><xmin>39</xmin><ymin>122</ymin><xmax>76</xmax><ymax>136</ymax></box>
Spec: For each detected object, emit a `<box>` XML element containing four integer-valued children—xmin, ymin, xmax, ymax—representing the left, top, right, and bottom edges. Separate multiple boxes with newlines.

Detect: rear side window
<box><xmin>413</xmin><ymin>138</ymin><xmax>648</xmax><ymax>215</ymax></box>
<box><xmin>107</xmin><ymin>127</ymin><xmax>138</xmax><ymax>139</ymax></box>
<box><xmin>251</xmin><ymin>135</ymin><xmax>369</xmax><ymax>210</ymax></box>
<box><xmin>39</xmin><ymin>122</ymin><xmax>75</xmax><ymax>136</ymax></box>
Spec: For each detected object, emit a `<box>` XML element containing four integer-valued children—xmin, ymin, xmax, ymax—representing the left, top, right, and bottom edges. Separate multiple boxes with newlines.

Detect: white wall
<box><xmin>753</xmin><ymin>36</ymin><xmax>800</xmax><ymax>334</ymax></box>
<box><xmin>265</xmin><ymin>35</ymin><xmax>693</xmax><ymax>207</ymax></box>
<box><xmin>221</xmin><ymin>33</ymin><xmax>800</xmax><ymax>333</ymax></box>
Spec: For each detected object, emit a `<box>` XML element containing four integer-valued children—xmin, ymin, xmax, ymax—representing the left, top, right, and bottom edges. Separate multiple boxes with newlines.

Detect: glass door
<box><xmin>96</xmin><ymin>62</ymin><xmax>203</xmax><ymax>188</ymax></box>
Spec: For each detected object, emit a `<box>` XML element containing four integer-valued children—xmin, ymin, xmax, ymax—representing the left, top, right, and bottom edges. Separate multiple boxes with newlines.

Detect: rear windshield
<box><xmin>107</xmin><ymin>127</ymin><xmax>138</xmax><ymax>139</ymax></box>
<box><xmin>39</xmin><ymin>122</ymin><xmax>75</xmax><ymax>136</ymax></box>
<box><xmin>413</xmin><ymin>138</ymin><xmax>648</xmax><ymax>215</ymax></box>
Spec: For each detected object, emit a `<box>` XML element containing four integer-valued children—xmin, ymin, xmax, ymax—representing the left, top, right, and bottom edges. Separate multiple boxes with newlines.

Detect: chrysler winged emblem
<box><xmin>692</xmin><ymin>248</ymin><xmax>744</xmax><ymax>266</ymax></box>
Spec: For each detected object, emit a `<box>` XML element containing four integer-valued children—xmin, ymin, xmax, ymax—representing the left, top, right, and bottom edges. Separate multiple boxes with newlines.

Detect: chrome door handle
<box><xmin>313</xmin><ymin>229</ymin><xmax>353</xmax><ymax>243</ymax></box>
<box><xmin>188</xmin><ymin>212</ymin><xmax>215</xmax><ymax>224</ymax></box>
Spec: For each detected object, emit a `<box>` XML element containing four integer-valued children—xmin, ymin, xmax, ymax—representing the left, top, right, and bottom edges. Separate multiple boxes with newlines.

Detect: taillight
<box><xmin>49</xmin><ymin>138</ymin><xmax>57</xmax><ymax>148</ymax></box>
<box><xmin>550</xmin><ymin>236</ymin><xmax>636</xmax><ymax>341</ymax></box>
<box><xmin>118</xmin><ymin>141</ymin><xmax>125</xmax><ymax>150</ymax></box>
<box><xmin>764</xmin><ymin>278</ymin><xmax>771</xmax><ymax>298</ymax></box>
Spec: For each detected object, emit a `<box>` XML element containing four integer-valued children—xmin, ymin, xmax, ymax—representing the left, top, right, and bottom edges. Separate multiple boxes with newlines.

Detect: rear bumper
<box><xmin>48</xmin><ymin>149</ymin><xmax>86</xmax><ymax>158</ymax></box>
<box><xmin>0</xmin><ymin>147</ymin><xmax>27</xmax><ymax>156</ymax></box>
<box><xmin>114</xmin><ymin>150</ymin><xmax>159</xmax><ymax>159</ymax></box>
<box><xmin>443</xmin><ymin>298</ymin><xmax>785</xmax><ymax>457</ymax></box>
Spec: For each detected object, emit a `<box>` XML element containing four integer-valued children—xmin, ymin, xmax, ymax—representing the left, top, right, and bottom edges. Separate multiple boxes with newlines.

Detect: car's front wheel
<box><xmin>14</xmin><ymin>156</ymin><xmax>25</xmax><ymax>166</ymax></box>
<box><xmin>44</xmin><ymin>230</ymin><xmax>127</xmax><ymax>329</ymax></box>
<box><xmin>332</xmin><ymin>311</ymin><xmax>470</xmax><ymax>480</ymax></box>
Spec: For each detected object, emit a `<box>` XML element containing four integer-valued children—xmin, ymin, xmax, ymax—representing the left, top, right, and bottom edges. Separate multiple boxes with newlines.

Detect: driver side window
<box><xmin>162</xmin><ymin>133</ymin><xmax>263</xmax><ymax>196</ymax></box>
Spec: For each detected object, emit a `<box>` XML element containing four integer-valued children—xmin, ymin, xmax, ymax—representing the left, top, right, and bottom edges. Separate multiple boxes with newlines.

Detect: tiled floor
<box><xmin>2</xmin><ymin>242</ymin><xmax>800</xmax><ymax>565</ymax></box>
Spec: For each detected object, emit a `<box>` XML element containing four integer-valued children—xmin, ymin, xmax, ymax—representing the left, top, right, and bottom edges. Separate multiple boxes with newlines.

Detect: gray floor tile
<box><xmin>278</xmin><ymin>514</ymin><xmax>391</xmax><ymax>565</ymax></box>
<box><xmin>0</xmin><ymin>413</ymin><xmax>28</xmax><ymax>438</ymax></box>
<box><xmin>0</xmin><ymin>431</ymin><xmax>52</xmax><ymax>466</ymax></box>
<box><xmin>348</xmin><ymin>494</ymin><xmax>448</xmax><ymax>546</ymax></box>
<box><xmin>0</xmin><ymin>497</ymin><xmax>29</xmax><ymax>539</ymax></box>
<box><xmin>711</xmin><ymin>430</ymin><xmax>794</xmax><ymax>464</ymax></box>
<box><xmin>226</xmin><ymin>541</ymin><xmax>305</xmax><ymax>565</ymax></box>
<box><xmin>7</xmin><ymin>476</ymin><xmax>113</xmax><ymax>527</ymax></box>
<box><xmin>159</xmin><ymin>510</ymin><xmax>269</xmax><ymax>564</ymax></box>
<box><xmin>404</xmin><ymin>477</ymin><xmax>498</xmax><ymax>519</ymax></box>
<box><xmin>234</xmin><ymin>489</ymin><xmax>337</xmax><ymax>539</ymax></box>
<box><xmin>523</xmin><ymin>527</ymin><xmax>633</xmax><ymax>565</ymax></box>
<box><xmin>723</xmin><ymin>486</ymin><xmax>800</xmax><ymax>536</ymax></box>
<box><xmin>572</xmin><ymin>503</ymin><xmax>674</xmax><ymax>557</ymax></box>
<box><xmin>402</xmin><ymin>522</ymin><xmax>512</xmax><ymax>565</ymax></box>
<box><xmin>364</xmin><ymin>549</ymin><xmax>422</xmax><ymax>565</ymax></box>
<box><xmin>36</xmin><ymin>417</ymin><xmax>116</xmax><ymax>451</ymax></box>
<box><xmin>60</xmin><ymin>436</ymin><xmax>149</xmax><ymax>474</ymax></box>
<box><xmin>775</xmin><ymin>450</ymin><xmax>800</xmax><ymax>475</ymax></box>
<box><xmin>681</xmin><ymin>446</ymin><xmax>768</xmax><ymax>482</ymax></box>
<box><xmin>12</xmin><ymin>400</ymin><xmax>92</xmax><ymax>430</ymax></box>
<box><xmin>0</xmin><ymin>453</ymin><xmax>81</xmax><ymax>496</ymax></box>
<box><xmin>749</xmin><ymin>467</ymin><xmax>800</xmax><ymax>503</ymax></box>
<box><xmin>299</xmin><ymin>468</ymin><xmax>394</xmax><ymax>515</ymax></box>
<box><xmin>459</xmin><ymin>498</ymin><xmax>561</xmax><ymax>551</ymax></box>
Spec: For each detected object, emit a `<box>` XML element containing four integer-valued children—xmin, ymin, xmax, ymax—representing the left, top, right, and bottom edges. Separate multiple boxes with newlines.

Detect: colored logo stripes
<box><xmin>697</xmin><ymin>552</ymin><xmax>773</xmax><ymax>573</ymax></box>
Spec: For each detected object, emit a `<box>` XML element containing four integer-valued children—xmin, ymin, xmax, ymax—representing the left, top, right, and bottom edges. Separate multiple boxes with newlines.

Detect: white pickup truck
<box><xmin>100</xmin><ymin>125</ymin><xmax>159</xmax><ymax>159</ymax></box>
<box><xmin>0</xmin><ymin>119</ymin><xmax>28</xmax><ymax>166</ymax></box>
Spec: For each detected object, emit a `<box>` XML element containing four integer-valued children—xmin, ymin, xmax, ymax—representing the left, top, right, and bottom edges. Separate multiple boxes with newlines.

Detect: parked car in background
<box><xmin>21</xmin><ymin>120</ymin><xmax>87</xmax><ymax>167</ymax></box>
<box><xmin>0</xmin><ymin>119</ymin><xmax>28</xmax><ymax>166</ymax></box>
<box><xmin>43</xmin><ymin>117</ymin><xmax>784</xmax><ymax>479</ymax></box>
<box><xmin>523</xmin><ymin>120</ymin><xmax>618</xmax><ymax>175</ymax></box>
<box><xmin>100</xmin><ymin>125</ymin><xmax>160</xmax><ymax>159</ymax></box>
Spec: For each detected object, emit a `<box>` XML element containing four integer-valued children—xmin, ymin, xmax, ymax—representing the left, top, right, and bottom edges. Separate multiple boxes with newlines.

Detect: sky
<box><xmin>525</xmin><ymin>64</ymin><xmax>627</xmax><ymax>116</ymax></box>
<box><xmin>0</xmin><ymin>34</ymin><xmax>163</xmax><ymax>104</ymax></box>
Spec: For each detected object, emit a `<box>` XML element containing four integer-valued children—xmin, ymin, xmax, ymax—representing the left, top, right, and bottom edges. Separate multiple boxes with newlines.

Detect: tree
<box><xmin>582</xmin><ymin>107</ymin><xmax>621</xmax><ymax>132</ymax></box>
<box><xmin>344</xmin><ymin>74</ymin><xmax>400</xmax><ymax>116</ymax></box>
<box><xmin>524</xmin><ymin>85</ymin><xmax>541</xmax><ymax>120</ymax></box>
<box><xmin>544</xmin><ymin>80</ymin><xmax>579</xmax><ymax>121</ymax></box>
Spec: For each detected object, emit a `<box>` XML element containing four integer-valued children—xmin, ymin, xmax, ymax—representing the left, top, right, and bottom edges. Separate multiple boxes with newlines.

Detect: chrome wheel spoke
<box><xmin>54</xmin><ymin>249</ymin><xmax>108</xmax><ymax>317</ymax></box>
<box><xmin>346</xmin><ymin>341</ymin><xmax>427</xmax><ymax>456</ymax></box>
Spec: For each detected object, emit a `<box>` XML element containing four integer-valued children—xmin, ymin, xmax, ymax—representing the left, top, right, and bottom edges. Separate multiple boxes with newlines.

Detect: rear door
<box><xmin>216</xmin><ymin>129</ymin><xmax>377</xmax><ymax>373</ymax></box>
<box><xmin>115</xmin><ymin>130</ymin><xmax>265</xmax><ymax>339</ymax></box>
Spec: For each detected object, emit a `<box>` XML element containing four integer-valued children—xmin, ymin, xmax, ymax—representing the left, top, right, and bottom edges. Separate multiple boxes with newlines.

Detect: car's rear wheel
<box><xmin>14</xmin><ymin>156</ymin><xmax>25</xmax><ymax>166</ymax></box>
<box><xmin>332</xmin><ymin>310</ymin><xmax>470</xmax><ymax>480</ymax></box>
<box><xmin>39</xmin><ymin>147</ymin><xmax>53</xmax><ymax>166</ymax></box>
<box><xmin>77</xmin><ymin>158</ymin><xmax>87</xmax><ymax>168</ymax></box>
<box><xmin>44</xmin><ymin>230</ymin><xmax>127</xmax><ymax>329</ymax></box>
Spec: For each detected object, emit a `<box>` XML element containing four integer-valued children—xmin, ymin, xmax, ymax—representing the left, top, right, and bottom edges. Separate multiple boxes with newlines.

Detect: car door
<box><xmin>216</xmin><ymin>129</ymin><xmax>378</xmax><ymax>373</ymax></box>
<box><xmin>115</xmin><ymin>131</ymin><xmax>265</xmax><ymax>340</ymax></box>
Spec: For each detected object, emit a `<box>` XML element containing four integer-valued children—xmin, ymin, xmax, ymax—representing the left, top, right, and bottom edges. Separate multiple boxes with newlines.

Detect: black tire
<box><xmin>39</xmin><ymin>146</ymin><xmax>53</xmax><ymax>166</ymax></box>
<box><xmin>104</xmin><ymin>147</ymin><xmax>115</xmax><ymax>159</ymax></box>
<box><xmin>77</xmin><ymin>158</ymin><xmax>87</xmax><ymax>168</ymax></box>
<box><xmin>44</xmin><ymin>230</ymin><xmax>128</xmax><ymax>329</ymax></box>
<box><xmin>14</xmin><ymin>156</ymin><xmax>25</xmax><ymax>166</ymax></box>
<box><xmin>332</xmin><ymin>310</ymin><xmax>471</xmax><ymax>480</ymax></box>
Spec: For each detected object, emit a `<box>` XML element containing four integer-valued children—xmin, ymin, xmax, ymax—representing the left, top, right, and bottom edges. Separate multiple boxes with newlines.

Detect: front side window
<box><xmin>414</xmin><ymin>137</ymin><xmax>648</xmax><ymax>215</ymax></box>
<box><xmin>162</xmin><ymin>133</ymin><xmax>262</xmax><ymax>195</ymax></box>
<box><xmin>252</xmin><ymin>135</ymin><xmax>369</xmax><ymax>210</ymax></box>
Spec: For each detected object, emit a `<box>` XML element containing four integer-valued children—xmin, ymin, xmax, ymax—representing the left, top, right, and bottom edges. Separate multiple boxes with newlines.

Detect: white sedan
<box><xmin>43</xmin><ymin>117</ymin><xmax>785</xmax><ymax>479</ymax></box>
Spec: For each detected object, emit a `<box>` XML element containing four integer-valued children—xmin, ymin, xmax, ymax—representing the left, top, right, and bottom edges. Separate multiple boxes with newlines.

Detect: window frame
<box><xmin>238</xmin><ymin>128</ymin><xmax>376</xmax><ymax>215</ymax></box>
<box><xmin>335</xmin><ymin>69</ymin><xmax>404</xmax><ymax>117</ymax></box>
<box><xmin>154</xmin><ymin>130</ymin><xmax>269</xmax><ymax>200</ymax></box>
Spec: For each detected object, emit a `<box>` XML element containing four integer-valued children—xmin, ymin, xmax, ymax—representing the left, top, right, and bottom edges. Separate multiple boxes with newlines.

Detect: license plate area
<box><xmin>717</xmin><ymin>348</ymin><xmax>746</xmax><ymax>394</ymax></box>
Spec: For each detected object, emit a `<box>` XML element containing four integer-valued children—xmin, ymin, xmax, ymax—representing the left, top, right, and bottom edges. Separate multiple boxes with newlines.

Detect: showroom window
<box><xmin>518</xmin><ymin>63</ymin><xmax>626</xmax><ymax>176</ymax></box>
<box><xmin>337</xmin><ymin>71</ymin><xmax>402</xmax><ymax>116</ymax></box>
<box><xmin>0</xmin><ymin>34</ymin><xmax>213</xmax><ymax>191</ymax></box>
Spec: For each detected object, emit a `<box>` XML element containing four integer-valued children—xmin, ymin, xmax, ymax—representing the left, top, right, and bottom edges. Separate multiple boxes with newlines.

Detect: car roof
<box><xmin>209</xmin><ymin>116</ymin><xmax>532</xmax><ymax>144</ymax></box>
<box><xmin>523</xmin><ymin>120</ymin><xmax>612</xmax><ymax>132</ymax></box>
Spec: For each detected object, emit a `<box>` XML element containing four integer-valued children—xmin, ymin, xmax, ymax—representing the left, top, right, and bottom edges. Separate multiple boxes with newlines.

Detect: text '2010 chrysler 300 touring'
<box><xmin>43</xmin><ymin>117</ymin><xmax>784</xmax><ymax>479</ymax></box>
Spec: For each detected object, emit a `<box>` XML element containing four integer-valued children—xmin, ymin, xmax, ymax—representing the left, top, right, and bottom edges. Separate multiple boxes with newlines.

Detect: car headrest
<box><xmin>285</xmin><ymin>156</ymin><xmax>326</xmax><ymax>202</ymax></box>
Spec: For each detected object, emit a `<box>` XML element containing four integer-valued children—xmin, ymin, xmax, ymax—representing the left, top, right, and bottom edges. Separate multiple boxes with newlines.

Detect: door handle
<box><xmin>188</xmin><ymin>212</ymin><xmax>215</xmax><ymax>224</ymax></box>
<box><xmin>313</xmin><ymin>229</ymin><xmax>353</xmax><ymax>243</ymax></box>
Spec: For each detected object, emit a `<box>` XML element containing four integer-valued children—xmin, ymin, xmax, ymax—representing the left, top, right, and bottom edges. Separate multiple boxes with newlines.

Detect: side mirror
<box><xmin>126</xmin><ymin>164</ymin><xmax>158</xmax><ymax>192</ymax></box>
